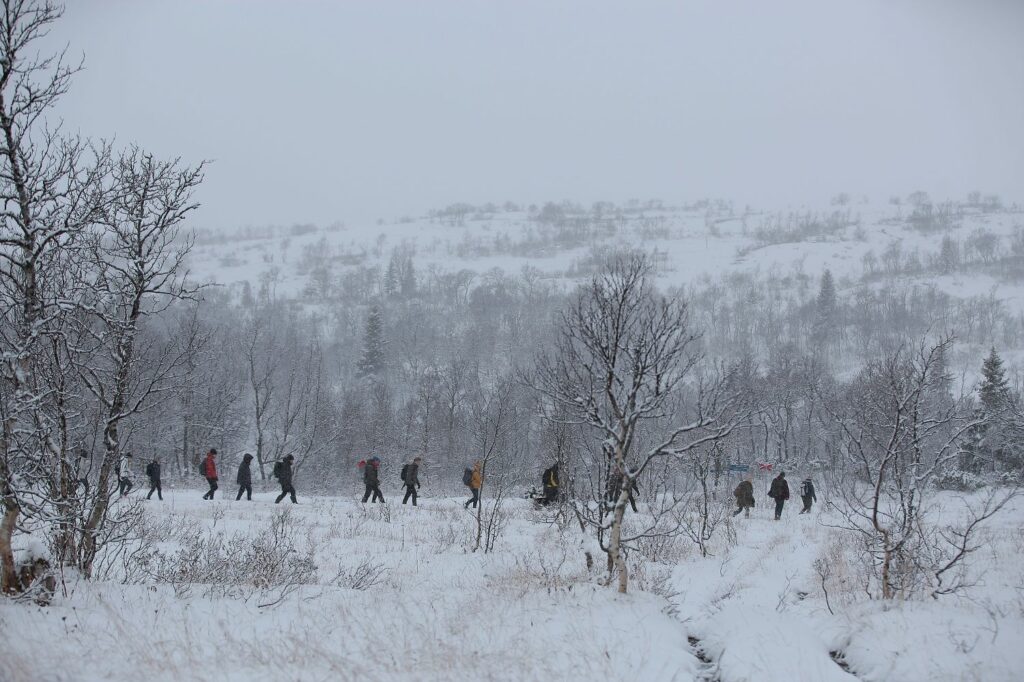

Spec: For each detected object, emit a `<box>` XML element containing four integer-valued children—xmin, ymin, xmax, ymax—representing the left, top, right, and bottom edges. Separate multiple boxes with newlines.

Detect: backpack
<box><xmin>400</xmin><ymin>464</ymin><xmax>410</xmax><ymax>483</ymax></box>
<box><xmin>198</xmin><ymin>460</ymin><xmax>205</xmax><ymax>476</ymax></box>
<box><xmin>462</xmin><ymin>467</ymin><xmax>473</xmax><ymax>486</ymax></box>
<box><xmin>273</xmin><ymin>461</ymin><xmax>283</xmax><ymax>480</ymax></box>
<box><xmin>145</xmin><ymin>462</ymin><xmax>156</xmax><ymax>479</ymax></box>
<box><xmin>802</xmin><ymin>480</ymin><xmax>812</xmax><ymax>497</ymax></box>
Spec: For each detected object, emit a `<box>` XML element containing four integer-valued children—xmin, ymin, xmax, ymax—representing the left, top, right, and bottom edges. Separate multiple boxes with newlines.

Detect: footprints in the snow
<box><xmin>830</xmin><ymin>649</ymin><xmax>855</xmax><ymax>675</ymax></box>
<box><xmin>687</xmin><ymin>635</ymin><xmax>720</xmax><ymax>682</ymax></box>
<box><xmin>686</xmin><ymin>634</ymin><xmax>860</xmax><ymax>681</ymax></box>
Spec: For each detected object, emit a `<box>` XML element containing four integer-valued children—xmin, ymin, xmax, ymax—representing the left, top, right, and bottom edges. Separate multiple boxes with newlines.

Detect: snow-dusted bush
<box><xmin>933</xmin><ymin>468</ymin><xmax>986</xmax><ymax>492</ymax></box>
<box><xmin>133</xmin><ymin>509</ymin><xmax>317</xmax><ymax>599</ymax></box>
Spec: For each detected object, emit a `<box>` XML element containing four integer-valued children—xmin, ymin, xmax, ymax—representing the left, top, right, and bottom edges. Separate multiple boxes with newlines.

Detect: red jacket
<box><xmin>204</xmin><ymin>455</ymin><xmax>218</xmax><ymax>479</ymax></box>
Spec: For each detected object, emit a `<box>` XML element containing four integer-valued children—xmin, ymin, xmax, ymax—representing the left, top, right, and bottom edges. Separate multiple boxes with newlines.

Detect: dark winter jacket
<box><xmin>364</xmin><ymin>462</ymin><xmax>380</xmax><ymax>487</ymax></box>
<box><xmin>734</xmin><ymin>480</ymin><xmax>754</xmax><ymax>508</ymax></box>
<box><xmin>800</xmin><ymin>478</ymin><xmax>816</xmax><ymax>501</ymax></box>
<box><xmin>203</xmin><ymin>454</ymin><xmax>218</xmax><ymax>480</ymax></box>
<box><xmin>276</xmin><ymin>458</ymin><xmax>294</xmax><ymax>487</ymax></box>
<box><xmin>403</xmin><ymin>462</ymin><xmax>420</xmax><ymax>487</ymax></box>
<box><xmin>145</xmin><ymin>461</ymin><xmax>161</xmax><ymax>483</ymax></box>
<box><xmin>237</xmin><ymin>455</ymin><xmax>253</xmax><ymax>486</ymax></box>
<box><xmin>768</xmin><ymin>475</ymin><xmax>790</xmax><ymax>500</ymax></box>
<box><xmin>543</xmin><ymin>466</ymin><xmax>559</xmax><ymax>489</ymax></box>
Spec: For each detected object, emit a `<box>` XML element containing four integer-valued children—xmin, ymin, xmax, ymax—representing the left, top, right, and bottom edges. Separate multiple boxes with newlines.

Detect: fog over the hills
<box><xmin>49</xmin><ymin>0</ymin><xmax>1024</xmax><ymax>229</ymax></box>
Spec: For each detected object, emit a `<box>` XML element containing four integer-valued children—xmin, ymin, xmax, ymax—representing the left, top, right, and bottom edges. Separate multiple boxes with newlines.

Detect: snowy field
<box><xmin>3</xmin><ymin>485</ymin><xmax>1022</xmax><ymax>682</ymax></box>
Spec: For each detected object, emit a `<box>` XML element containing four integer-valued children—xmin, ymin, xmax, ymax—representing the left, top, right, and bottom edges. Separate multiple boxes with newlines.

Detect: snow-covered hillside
<box><xmin>188</xmin><ymin>196</ymin><xmax>1024</xmax><ymax>310</ymax></box>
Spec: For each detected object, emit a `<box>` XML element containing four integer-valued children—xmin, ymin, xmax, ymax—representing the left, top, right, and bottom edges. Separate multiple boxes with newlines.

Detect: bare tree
<box><xmin>533</xmin><ymin>254</ymin><xmax>739</xmax><ymax>593</ymax></box>
<box><xmin>74</xmin><ymin>147</ymin><xmax>203</xmax><ymax>575</ymax></box>
<box><xmin>817</xmin><ymin>336</ymin><xmax>1016</xmax><ymax>599</ymax></box>
<box><xmin>0</xmin><ymin>0</ymin><xmax>107</xmax><ymax>593</ymax></box>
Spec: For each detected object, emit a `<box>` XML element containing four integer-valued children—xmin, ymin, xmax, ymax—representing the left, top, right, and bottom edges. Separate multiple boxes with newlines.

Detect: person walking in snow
<box><xmin>401</xmin><ymin>456</ymin><xmax>422</xmax><ymax>506</ymax></box>
<box><xmin>463</xmin><ymin>460</ymin><xmax>482</xmax><ymax>509</ymax></box>
<box><xmin>732</xmin><ymin>474</ymin><xmax>754</xmax><ymax>517</ymax></box>
<box><xmin>145</xmin><ymin>457</ymin><xmax>162</xmax><ymax>500</ymax></box>
<box><xmin>799</xmin><ymin>476</ymin><xmax>816</xmax><ymax>514</ymax></box>
<box><xmin>201</xmin><ymin>448</ymin><xmax>219</xmax><ymax>500</ymax></box>
<box><xmin>236</xmin><ymin>453</ymin><xmax>254</xmax><ymax>501</ymax></box>
<box><xmin>768</xmin><ymin>471</ymin><xmax>790</xmax><ymax>520</ymax></box>
<box><xmin>541</xmin><ymin>462</ymin><xmax>559</xmax><ymax>506</ymax></box>
<box><xmin>274</xmin><ymin>454</ymin><xmax>298</xmax><ymax>504</ymax></box>
<box><xmin>361</xmin><ymin>457</ymin><xmax>385</xmax><ymax>503</ymax></box>
<box><xmin>117</xmin><ymin>453</ymin><xmax>134</xmax><ymax>496</ymax></box>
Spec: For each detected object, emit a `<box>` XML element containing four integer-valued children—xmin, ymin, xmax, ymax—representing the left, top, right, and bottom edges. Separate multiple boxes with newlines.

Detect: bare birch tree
<box><xmin>533</xmin><ymin>254</ymin><xmax>740</xmax><ymax>593</ymax></box>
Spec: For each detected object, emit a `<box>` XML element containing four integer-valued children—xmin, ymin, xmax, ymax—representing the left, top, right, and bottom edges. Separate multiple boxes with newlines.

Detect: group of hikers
<box><xmin>131</xmin><ymin>448</ymin><xmax>817</xmax><ymax>518</ymax></box>
<box><xmin>132</xmin><ymin>449</ymin><xmax>493</xmax><ymax>509</ymax></box>
<box><xmin>731</xmin><ymin>471</ymin><xmax>817</xmax><ymax>519</ymax></box>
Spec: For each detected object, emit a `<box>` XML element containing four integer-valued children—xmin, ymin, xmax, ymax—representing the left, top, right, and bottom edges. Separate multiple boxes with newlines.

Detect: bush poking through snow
<box><xmin>132</xmin><ymin>509</ymin><xmax>317</xmax><ymax>600</ymax></box>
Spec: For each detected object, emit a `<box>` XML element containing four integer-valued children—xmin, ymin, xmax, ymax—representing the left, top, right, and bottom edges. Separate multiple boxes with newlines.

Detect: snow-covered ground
<box><xmin>4</xmin><ymin>484</ymin><xmax>1022</xmax><ymax>682</ymax></box>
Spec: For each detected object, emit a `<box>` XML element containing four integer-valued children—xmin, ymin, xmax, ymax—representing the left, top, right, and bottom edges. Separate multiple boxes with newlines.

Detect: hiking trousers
<box><xmin>800</xmin><ymin>495</ymin><xmax>813</xmax><ymax>513</ymax></box>
<box><xmin>774</xmin><ymin>498</ymin><xmax>786</xmax><ymax>519</ymax></box>
<box><xmin>203</xmin><ymin>477</ymin><xmax>218</xmax><ymax>500</ymax></box>
<box><xmin>402</xmin><ymin>484</ymin><xmax>418</xmax><ymax>505</ymax></box>
<box><xmin>236</xmin><ymin>484</ymin><xmax>252</xmax><ymax>501</ymax></box>
<box><xmin>362</xmin><ymin>484</ymin><xmax>384</xmax><ymax>503</ymax></box>
<box><xmin>275</xmin><ymin>484</ymin><xmax>297</xmax><ymax>504</ymax></box>
<box><xmin>147</xmin><ymin>481</ymin><xmax>162</xmax><ymax>500</ymax></box>
<box><xmin>465</xmin><ymin>487</ymin><xmax>480</xmax><ymax>508</ymax></box>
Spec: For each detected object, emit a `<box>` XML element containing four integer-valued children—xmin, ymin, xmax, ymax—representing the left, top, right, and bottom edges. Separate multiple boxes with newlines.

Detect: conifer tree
<box><xmin>356</xmin><ymin>306</ymin><xmax>386</xmax><ymax>377</ymax></box>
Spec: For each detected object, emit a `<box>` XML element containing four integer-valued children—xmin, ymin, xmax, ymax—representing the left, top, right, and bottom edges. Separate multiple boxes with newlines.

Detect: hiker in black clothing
<box><xmin>145</xmin><ymin>458</ymin><xmax>162</xmax><ymax>500</ymax></box>
<box><xmin>541</xmin><ymin>463</ymin><xmax>559</xmax><ymax>506</ymax></box>
<box><xmin>274</xmin><ymin>454</ymin><xmax>298</xmax><ymax>504</ymax></box>
<box><xmin>768</xmin><ymin>471</ymin><xmax>790</xmax><ymax>520</ymax></box>
<box><xmin>362</xmin><ymin>457</ymin><xmax>384</xmax><ymax>503</ymax></box>
<box><xmin>799</xmin><ymin>476</ymin><xmax>817</xmax><ymax>514</ymax></box>
<box><xmin>236</xmin><ymin>453</ymin><xmax>254</xmax><ymax>501</ymax></box>
<box><xmin>401</xmin><ymin>456</ymin><xmax>421</xmax><ymax>505</ymax></box>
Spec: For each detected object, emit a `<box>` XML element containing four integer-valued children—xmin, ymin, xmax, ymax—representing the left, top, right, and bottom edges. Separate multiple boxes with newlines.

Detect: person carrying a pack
<box><xmin>236</xmin><ymin>453</ymin><xmax>254</xmax><ymax>501</ymax></box>
<box><xmin>768</xmin><ymin>471</ymin><xmax>790</xmax><ymax>520</ymax></box>
<box><xmin>361</xmin><ymin>456</ymin><xmax>384</xmax><ymax>503</ymax></box>
<box><xmin>401</xmin><ymin>456</ymin><xmax>422</xmax><ymax>506</ymax></box>
<box><xmin>732</xmin><ymin>474</ymin><xmax>754</xmax><ymax>517</ymax></box>
<box><xmin>145</xmin><ymin>458</ymin><xmax>162</xmax><ymax>500</ymax></box>
<box><xmin>799</xmin><ymin>476</ymin><xmax>817</xmax><ymax>514</ymax></box>
<box><xmin>201</xmin><ymin>448</ymin><xmax>219</xmax><ymax>500</ymax></box>
<box><xmin>541</xmin><ymin>462</ymin><xmax>559</xmax><ymax>506</ymax></box>
<box><xmin>117</xmin><ymin>453</ymin><xmax>134</xmax><ymax>496</ymax></box>
<box><xmin>463</xmin><ymin>460</ymin><xmax>482</xmax><ymax>509</ymax></box>
<box><xmin>274</xmin><ymin>454</ymin><xmax>297</xmax><ymax>504</ymax></box>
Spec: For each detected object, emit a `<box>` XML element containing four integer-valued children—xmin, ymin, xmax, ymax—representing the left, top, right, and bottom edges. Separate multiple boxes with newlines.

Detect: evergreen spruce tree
<box><xmin>979</xmin><ymin>347</ymin><xmax>1011</xmax><ymax>413</ymax></box>
<box><xmin>811</xmin><ymin>269</ymin><xmax>838</xmax><ymax>351</ymax></box>
<box><xmin>356</xmin><ymin>306</ymin><xmax>386</xmax><ymax>377</ymax></box>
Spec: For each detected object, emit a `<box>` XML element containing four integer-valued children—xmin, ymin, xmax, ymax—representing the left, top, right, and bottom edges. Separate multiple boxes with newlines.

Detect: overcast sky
<box><xmin>49</xmin><ymin>0</ymin><xmax>1024</xmax><ymax>230</ymax></box>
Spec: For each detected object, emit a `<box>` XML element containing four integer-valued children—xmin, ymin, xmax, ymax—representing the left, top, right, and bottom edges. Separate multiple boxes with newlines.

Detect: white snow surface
<box><xmin>3</xmin><ymin>484</ymin><xmax>1022</xmax><ymax>682</ymax></box>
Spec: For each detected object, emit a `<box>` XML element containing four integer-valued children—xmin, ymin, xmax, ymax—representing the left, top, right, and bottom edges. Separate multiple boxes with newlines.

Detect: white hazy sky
<box><xmin>48</xmin><ymin>0</ymin><xmax>1024</xmax><ymax>230</ymax></box>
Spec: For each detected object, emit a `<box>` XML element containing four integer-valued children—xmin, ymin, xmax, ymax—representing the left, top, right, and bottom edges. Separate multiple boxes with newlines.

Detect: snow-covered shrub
<box><xmin>933</xmin><ymin>469</ymin><xmax>986</xmax><ymax>492</ymax></box>
<box><xmin>633</xmin><ymin>530</ymin><xmax>692</xmax><ymax>564</ymax></box>
<box><xmin>135</xmin><ymin>509</ymin><xmax>317</xmax><ymax>599</ymax></box>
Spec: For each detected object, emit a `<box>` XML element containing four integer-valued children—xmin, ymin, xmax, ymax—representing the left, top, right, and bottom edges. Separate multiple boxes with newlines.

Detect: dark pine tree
<box><xmin>356</xmin><ymin>306</ymin><xmax>386</xmax><ymax>378</ymax></box>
